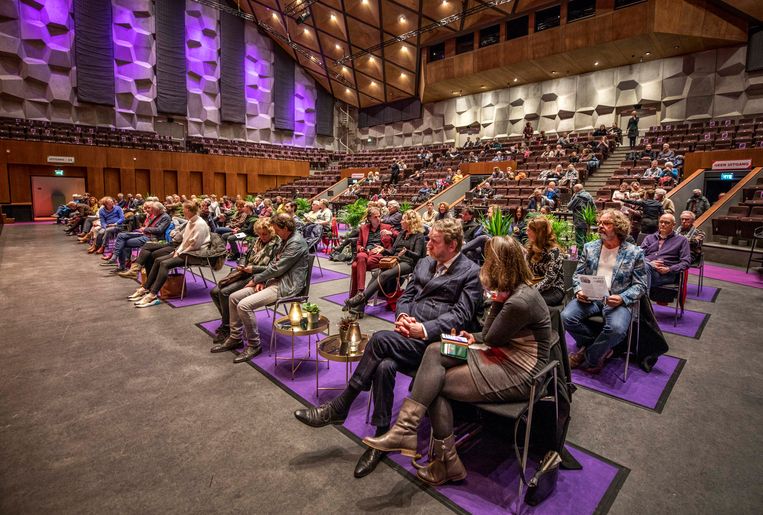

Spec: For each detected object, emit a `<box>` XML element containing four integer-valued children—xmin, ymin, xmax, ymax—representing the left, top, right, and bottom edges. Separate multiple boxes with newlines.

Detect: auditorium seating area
<box><xmin>712</xmin><ymin>180</ymin><xmax>763</xmax><ymax>242</ymax></box>
<box><xmin>186</xmin><ymin>137</ymin><xmax>339</xmax><ymax>169</ymax></box>
<box><xmin>263</xmin><ymin>168</ymin><xmax>341</xmax><ymax>199</ymax></box>
<box><xmin>0</xmin><ymin>117</ymin><xmax>184</xmax><ymax>151</ymax></box>
<box><xmin>641</xmin><ymin>117</ymin><xmax>763</xmax><ymax>152</ymax></box>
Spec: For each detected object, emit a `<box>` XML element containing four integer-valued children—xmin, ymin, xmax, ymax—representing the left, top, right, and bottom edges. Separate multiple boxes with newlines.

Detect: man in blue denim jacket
<box><xmin>562</xmin><ymin>209</ymin><xmax>647</xmax><ymax>373</ymax></box>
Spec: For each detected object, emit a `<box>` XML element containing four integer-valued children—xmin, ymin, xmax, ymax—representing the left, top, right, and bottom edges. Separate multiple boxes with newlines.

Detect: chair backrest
<box><xmin>299</xmin><ymin>254</ymin><xmax>316</xmax><ymax>298</ymax></box>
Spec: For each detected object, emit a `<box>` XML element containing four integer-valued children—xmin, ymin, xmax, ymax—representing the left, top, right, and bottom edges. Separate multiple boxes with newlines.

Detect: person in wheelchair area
<box><xmin>345</xmin><ymin>210</ymin><xmax>426</xmax><ymax>317</ymax></box>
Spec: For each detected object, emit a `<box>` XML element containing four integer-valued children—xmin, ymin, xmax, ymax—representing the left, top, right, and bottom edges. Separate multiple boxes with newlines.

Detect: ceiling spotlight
<box><xmin>330</xmin><ymin>13</ymin><xmax>337</xmax><ymax>21</ymax></box>
<box><xmin>645</xmin><ymin>51</ymin><xmax>651</xmax><ymax>56</ymax></box>
<box><xmin>345</xmin><ymin>88</ymin><xmax>350</xmax><ymax>93</ymax></box>
<box><xmin>674</xmin><ymin>45</ymin><xmax>680</xmax><ymax>49</ymax></box>
<box><xmin>594</xmin><ymin>61</ymin><xmax>599</xmax><ymax>66</ymax></box>
<box><xmin>371</xmin><ymin>81</ymin><xmax>376</xmax><ymax>86</ymax></box>
<box><xmin>342</xmin><ymin>65</ymin><xmax>348</xmax><ymax>72</ymax></box>
<box><xmin>401</xmin><ymin>46</ymin><xmax>408</xmax><ymax>53</ymax></box>
<box><xmin>335</xmin><ymin>43</ymin><xmax>341</xmax><ymax>50</ymax></box>
<box><xmin>271</xmin><ymin>12</ymin><xmax>278</xmax><ymax>19</ymax></box>
<box><xmin>399</xmin><ymin>15</ymin><xmax>406</xmax><ymax>23</ymax></box>
<box><xmin>551</xmin><ymin>71</ymin><xmax>557</xmax><ymax>74</ymax></box>
<box><xmin>513</xmin><ymin>78</ymin><xmax>518</xmax><ymax>82</ymax></box>
<box><xmin>400</xmin><ymin>72</ymin><xmax>406</xmax><ymax>78</ymax></box>
<box><xmin>480</xmin><ymin>85</ymin><xmax>486</xmax><ymax>89</ymax></box>
<box><xmin>369</xmin><ymin>55</ymin><xmax>375</xmax><ymax>63</ymax></box>
<box><xmin>442</xmin><ymin>0</ymin><xmax>449</xmax><ymax>4</ymax></box>
<box><xmin>303</xmin><ymin>28</ymin><xmax>310</xmax><ymax>36</ymax></box>
<box><xmin>362</xmin><ymin>0</ymin><xmax>368</xmax><ymax>4</ymax></box>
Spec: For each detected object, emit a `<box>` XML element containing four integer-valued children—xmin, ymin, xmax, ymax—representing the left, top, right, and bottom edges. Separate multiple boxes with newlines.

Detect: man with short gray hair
<box><xmin>382</xmin><ymin>200</ymin><xmax>402</xmax><ymax>231</ymax></box>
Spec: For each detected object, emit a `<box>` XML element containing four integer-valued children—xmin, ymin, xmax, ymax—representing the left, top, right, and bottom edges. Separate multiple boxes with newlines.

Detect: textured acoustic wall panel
<box><xmin>113</xmin><ymin>0</ymin><xmax>155</xmax><ymax>130</ymax></box>
<box><xmin>185</xmin><ymin>0</ymin><xmax>219</xmax><ymax>137</ymax></box>
<box><xmin>357</xmin><ymin>46</ymin><xmax>763</xmax><ymax>147</ymax></box>
<box><xmin>243</xmin><ymin>21</ymin><xmax>273</xmax><ymax>142</ymax></box>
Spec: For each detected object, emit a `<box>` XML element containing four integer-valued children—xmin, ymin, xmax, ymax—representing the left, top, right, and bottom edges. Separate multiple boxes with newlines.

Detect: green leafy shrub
<box><xmin>338</xmin><ymin>198</ymin><xmax>369</xmax><ymax>229</ymax></box>
<box><xmin>480</xmin><ymin>209</ymin><xmax>513</xmax><ymax>237</ymax></box>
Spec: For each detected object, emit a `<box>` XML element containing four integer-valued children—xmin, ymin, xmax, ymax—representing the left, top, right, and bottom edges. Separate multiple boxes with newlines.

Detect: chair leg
<box><xmin>180</xmin><ymin>256</ymin><xmax>188</xmax><ymax>300</ymax></box>
<box><xmin>196</xmin><ymin>266</ymin><xmax>209</xmax><ymax>288</ymax></box>
<box><xmin>746</xmin><ymin>238</ymin><xmax>755</xmax><ymax>273</ymax></box>
<box><xmin>365</xmin><ymin>390</ymin><xmax>372</xmax><ymax>424</ymax></box>
<box><xmin>518</xmin><ymin>383</ymin><xmax>536</xmax><ymax>510</ymax></box>
<box><xmin>314</xmin><ymin>253</ymin><xmax>324</xmax><ymax>277</ymax></box>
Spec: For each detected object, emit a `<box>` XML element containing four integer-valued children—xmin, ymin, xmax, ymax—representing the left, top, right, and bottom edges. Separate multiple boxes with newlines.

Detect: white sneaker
<box><xmin>133</xmin><ymin>293</ymin><xmax>152</xmax><ymax>305</ymax></box>
<box><xmin>135</xmin><ymin>295</ymin><xmax>161</xmax><ymax>308</ymax></box>
<box><xmin>128</xmin><ymin>289</ymin><xmax>147</xmax><ymax>300</ymax></box>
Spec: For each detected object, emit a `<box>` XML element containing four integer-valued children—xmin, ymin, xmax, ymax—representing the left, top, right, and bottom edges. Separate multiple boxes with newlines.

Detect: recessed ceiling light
<box><xmin>674</xmin><ymin>45</ymin><xmax>680</xmax><ymax>49</ymax></box>
<box><xmin>513</xmin><ymin>78</ymin><xmax>518</xmax><ymax>82</ymax></box>
<box><xmin>330</xmin><ymin>13</ymin><xmax>336</xmax><ymax>21</ymax></box>
<box><xmin>400</xmin><ymin>72</ymin><xmax>406</xmax><ymax>78</ymax></box>
<box><xmin>480</xmin><ymin>85</ymin><xmax>486</xmax><ymax>89</ymax></box>
<box><xmin>369</xmin><ymin>55</ymin><xmax>375</xmax><ymax>63</ymax></box>
<box><xmin>551</xmin><ymin>70</ymin><xmax>557</xmax><ymax>74</ymax></box>
<box><xmin>645</xmin><ymin>51</ymin><xmax>651</xmax><ymax>56</ymax></box>
<box><xmin>303</xmin><ymin>29</ymin><xmax>310</xmax><ymax>36</ymax></box>
<box><xmin>342</xmin><ymin>66</ymin><xmax>348</xmax><ymax>72</ymax></box>
<box><xmin>362</xmin><ymin>0</ymin><xmax>368</xmax><ymax>4</ymax></box>
<box><xmin>345</xmin><ymin>88</ymin><xmax>350</xmax><ymax>93</ymax></box>
<box><xmin>401</xmin><ymin>46</ymin><xmax>408</xmax><ymax>53</ymax></box>
<box><xmin>271</xmin><ymin>12</ymin><xmax>278</xmax><ymax>19</ymax></box>
<box><xmin>335</xmin><ymin>43</ymin><xmax>341</xmax><ymax>50</ymax></box>
<box><xmin>399</xmin><ymin>15</ymin><xmax>406</xmax><ymax>23</ymax></box>
<box><xmin>371</xmin><ymin>81</ymin><xmax>376</xmax><ymax>86</ymax></box>
<box><xmin>594</xmin><ymin>61</ymin><xmax>599</xmax><ymax>66</ymax></box>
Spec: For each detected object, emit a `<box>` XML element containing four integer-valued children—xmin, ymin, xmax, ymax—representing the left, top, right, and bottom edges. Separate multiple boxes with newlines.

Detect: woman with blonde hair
<box><xmin>362</xmin><ymin>236</ymin><xmax>552</xmax><ymax>485</ymax></box>
<box><xmin>526</xmin><ymin>216</ymin><xmax>565</xmax><ymax>306</ymax></box>
<box><xmin>346</xmin><ymin>210</ymin><xmax>426</xmax><ymax>317</ymax></box>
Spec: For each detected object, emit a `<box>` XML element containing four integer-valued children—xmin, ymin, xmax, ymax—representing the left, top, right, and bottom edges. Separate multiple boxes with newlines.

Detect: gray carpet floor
<box><xmin>1</xmin><ymin>224</ymin><xmax>762</xmax><ymax>514</ymax></box>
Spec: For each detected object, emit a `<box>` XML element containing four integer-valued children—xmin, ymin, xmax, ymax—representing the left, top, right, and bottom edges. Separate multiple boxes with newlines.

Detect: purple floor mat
<box><xmin>653</xmin><ymin>304</ymin><xmax>709</xmax><ymax>339</ymax></box>
<box><xmin>565</xmin><ymin>334</ymin><xmax>684</xmax><ymax>412</ymax></box>
<box><xmin>321</xmin><ymin>292</ymin><xmax>397</xmax><ymax>323</ymax></box>
<box><xmin>164</xmin><ymin>272</ymin><xmax>217</xmax><ymax>308</ymax></box>
<box><xmin>196</xmin><ymin>315</ymin><xmax>628</xmax><ymax>514</ymax></box>
<box><xmin>685</xmin><ymin>283</ymin><xmax>720</xmax><ymax>302</ymax></box>
<box><xmin>690</xmin><ymin>263</ymin><xmax>763</xmax><ymax>289</ymax></box>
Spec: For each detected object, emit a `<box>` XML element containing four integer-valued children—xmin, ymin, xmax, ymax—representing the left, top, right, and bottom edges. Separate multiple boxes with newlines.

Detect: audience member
<box><xmin>382</xmin><ymin>200</ymin><xmax>403</xmax><ymax>232</ymax></box>
<box><xmin>568</xmin><ymin>184</ymin><xmax>596</xmax><ymax>250</ymax></box>
<box><xmin>346</xmin><ymin>210</ymin><xmax>426</xmax><ymax>317</ymax></box>
<box><xmin>685</xmin><ymin>189</ymin><xmax>710</xmax><ymax>217</ymax></box>
<box><xmin>361</xmin><ymin>236</ymin><xmax>550</xmax><ymax>486</ymax></box>
<box><xmin>294</xmin><ymin>219</ymin><xmax>482</xmax><ymax>478</ymax></box>
<box><xmin>626</xmin><ymin>110</ymin><xmax>639</xmax><ymax>148</ymax></box>
<box><xmin>563</xmin><ymin>209</ymin><xmax>646</xmax><ymax>373</ymax></box>
<box><xmin>209</xmin><ymin>218</ymin><xmax>281</xmax><ymax>345</ymax></box>
<box><xmin>675</xmin><ymin>211</ymin><xmax>705</xmax><ymax>264</ymax></box>
<box><xmin>640</xmin><ymin>214</ymin><xmax>691</xmax><ymax>288</ymax></box>
<box><xmin>526</xmin><ymin>216</ymin><xmax>565</xmax><ymax>306</ymax></box>
<box><xmin>348</xmin><ymin>208</ymin><xmax>396</xmax><ymax>299</ymax></box>
<box><xmin>214</xmin><ymin>214</ymin><xmax>308</xmax><ymax>362</ymax></box>
<box><xmin>655</xmin><ymin>188</ymin><xmax>675</xmax><ymax>215</ymax></box>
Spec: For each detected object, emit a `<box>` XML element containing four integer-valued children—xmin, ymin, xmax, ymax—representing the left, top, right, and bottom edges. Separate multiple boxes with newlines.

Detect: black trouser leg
<box><xmin>211</xmin><ymin>278</ymin><xmax>250</xmax><ymax>332</ymax></box>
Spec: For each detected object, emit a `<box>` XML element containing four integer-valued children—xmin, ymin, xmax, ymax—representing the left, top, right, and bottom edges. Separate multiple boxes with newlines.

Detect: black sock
<box><xmin>374</xmin><ymin>425</ymin><xmax>389</xmax><ymax>437</ymax></box>
<box><xmin>329</xmin><ymin>385</ymin><xmax>360</xmax><ymax>415</ymax></box>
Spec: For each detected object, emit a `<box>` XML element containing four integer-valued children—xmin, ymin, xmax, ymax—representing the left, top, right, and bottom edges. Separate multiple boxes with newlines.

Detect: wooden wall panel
<box><xmin>213</xmin><ymin>173</ymin><xmax>225</xmax><ymax>195</ymax></box>
<box><xmin>237</xmin><ymin>173</ymin><xmax>247</xmax><ymax>196</ymax></box>
<box><xmin>104</xmin><ymin>168</ymin><xmax>120</xmax><ymax>197</ymax></box>
<box><xmin>163</xmin><ymin>170</ymin><xmax>178</xmax><ymax>199</ymax></box>
<box><xmin>684</xmin><ymin>149</ymin><xmax>763</xmax><ymax>172</ymax></box>
<box><xmin>0</xmin><ymin>162</ymin><xmax>9</xmax><ymax>203</ymax></box>
<box><xmin>135</xmin><ymin>169</ymin><xmax>150</xmax><ymax>196</ymax></box>
<box><xmin>0</xmin><ymin>140</ymin><xmax>310</xmax><ymax>203</ymax></box>
<box><xmin>190</xmin><ymin>171</ymin><xmax>203</xmax><ymax>196</ymax></box>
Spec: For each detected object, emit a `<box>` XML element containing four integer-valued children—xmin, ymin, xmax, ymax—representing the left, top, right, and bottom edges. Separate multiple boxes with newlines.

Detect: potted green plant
<box><xmin>581</xmin><ymin>204</ymin><xmax>598</xmax><ymax>239</ymax></box>
<box><xmin>480</xmin><ymin>209</ymin><xmax>513</xmax><ymax>237</ymax></box>
<box><xmin>338</xmin><ymin>198</ymin><xmax>369</xmax><ymax>229</ymax></box>
<box><xmin>294</xmin><ymin>197</ymin><xmax>311</xmax><ymax>217</ymax></box>
<box><xmin>400</xmin><ymin>201</ymin><xmax>412</xmax><ymax>212</ymax></box>
<box><xmin>302</xmin><ymin>302</ymin><xmax>321</xmax><ymax>325</ymax></box>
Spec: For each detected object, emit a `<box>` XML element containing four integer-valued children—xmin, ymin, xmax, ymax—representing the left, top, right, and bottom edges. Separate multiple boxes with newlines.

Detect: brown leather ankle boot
<box><xmin>362</xmin><ymin>398</ymin><xmax>426</xmax><ymax>457</ymax></box>
<box><xmin>416</xmin><ymin>434</ymin><xmax>467</xmax><ymax>486</ymax></box>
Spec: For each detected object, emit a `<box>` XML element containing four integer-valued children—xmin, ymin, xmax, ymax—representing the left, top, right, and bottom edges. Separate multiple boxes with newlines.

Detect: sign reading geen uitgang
<box><xmin>711</xmin><ymin>159</ymin><xmax>752</xmax><ymax>170</ymax></box>
<box><xmin>47</xmin><ymin>156</ymin><xmax>75</xmax><ymax>164</ymax></box>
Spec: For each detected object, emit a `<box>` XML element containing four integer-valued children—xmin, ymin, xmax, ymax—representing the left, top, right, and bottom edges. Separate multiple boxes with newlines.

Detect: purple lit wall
<box><xmin>185</xmin><ymin>0</ymin><xmax>219</xmax><ymax>138</ymax></box>
<box><xmin>243</xmin><ymin>22</ymin><xmax>273</xmax><ymax>143</ymax></box>
<box><xmin>1</xmin><ymin>0</ymin><xmax>77</xmax><ymax>122</ymax></box>
<box><xmin>113</xmin><ymin>0</ymin><xmax>156</xmax><ymax>130</ymax></box>
<box><xmin>0</xmin><ymin>0</ymin><xmax>326</xmax><ymax>147</ymax></box>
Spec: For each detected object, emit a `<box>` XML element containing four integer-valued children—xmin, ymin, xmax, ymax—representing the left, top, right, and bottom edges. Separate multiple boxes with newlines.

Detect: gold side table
<box><xmin>273</xmin><ymin>315</ymin><xmax>330</xmax><ymax>379</ymax></box>
<box><xmin>316</xmin><ymin>333</ymin><xmax>369</xmax><ymax>396</ymax></box>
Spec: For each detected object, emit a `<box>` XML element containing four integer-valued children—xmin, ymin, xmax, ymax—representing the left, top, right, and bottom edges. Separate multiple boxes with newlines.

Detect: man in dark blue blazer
<box><xmin>295</xmin><ymin>219</ymin><xmax>483</xmax><ymax>478</ymax></box>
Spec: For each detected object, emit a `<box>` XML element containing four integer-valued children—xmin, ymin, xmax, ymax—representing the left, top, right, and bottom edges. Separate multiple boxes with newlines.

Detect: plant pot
<box><xmin>307</xmin><ymin>312</ymin><xmax>320</xmax><ymax>325</ymax></box>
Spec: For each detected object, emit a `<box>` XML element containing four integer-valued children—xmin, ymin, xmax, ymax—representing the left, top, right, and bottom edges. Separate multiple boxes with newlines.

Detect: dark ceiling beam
<box><xmin>414</xmin><ymin>0</ymin><xmax>424</xmax><ymax>100</ymax></box>
<box><xmin>377</xmin><ymin>0</ymin><xmax>388</xmax><ymax>103</ymax></box>
<box><xmin>338</xmin><ymin>0</ymin><xmax>361</xmax><ymax>107</ymax></box>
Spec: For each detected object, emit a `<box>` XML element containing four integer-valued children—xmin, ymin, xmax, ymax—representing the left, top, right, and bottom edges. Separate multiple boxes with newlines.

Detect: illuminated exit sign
<box><xmin>54</xmin><ymin>169</ymin><xmax>64</xmax><ymax>176</ymax></box>
<box><xmin>720</xmin><ymin>172</ymin><xmax>734</xmax><ymax>180</ymax></box>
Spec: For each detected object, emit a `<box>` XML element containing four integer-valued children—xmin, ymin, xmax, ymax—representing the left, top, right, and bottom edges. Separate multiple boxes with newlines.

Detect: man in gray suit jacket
<box><xmin>212</xmin><ymin>214</ymin><xmax>309</xmax><ymax>362</ymax></box>
<box><xmin>295</xmin><ymin>219</ymin><xmax>482</xmax><ymax>478</ymax></box>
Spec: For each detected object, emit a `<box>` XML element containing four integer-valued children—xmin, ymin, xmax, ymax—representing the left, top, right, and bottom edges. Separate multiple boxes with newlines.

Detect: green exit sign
<box><xmin>54</xmin><ymin>169</ymin><xmax>64</xmax><ymax>176</ymax></box>
<box><xmin>720</xmin><ymin>172</ymin><xmax>734</xmax><ymax>180</ymax></box>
